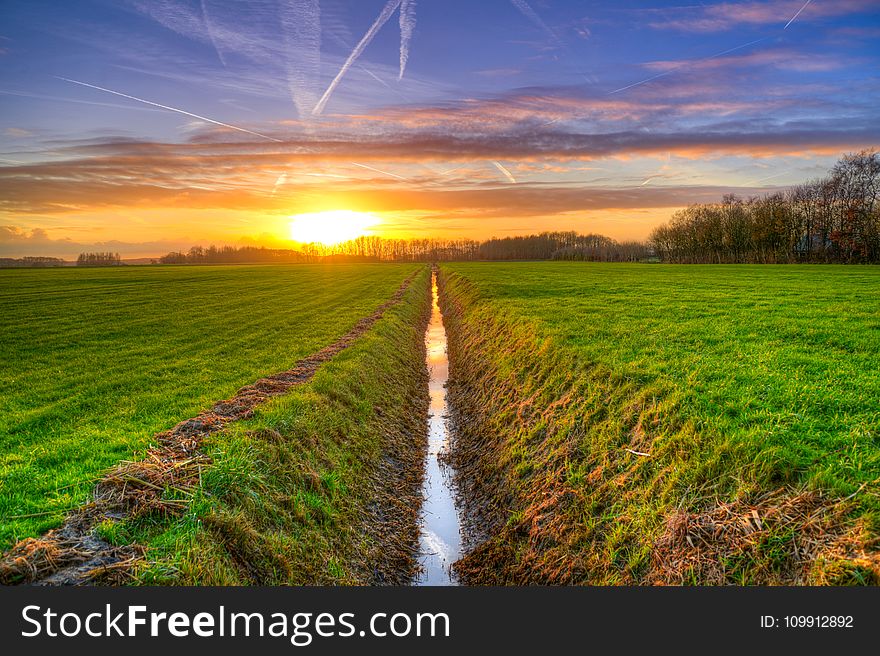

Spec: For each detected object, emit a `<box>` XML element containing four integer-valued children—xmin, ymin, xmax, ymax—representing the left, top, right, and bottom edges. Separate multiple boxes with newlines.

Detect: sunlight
<box><xmin>288</xmin><ymin>210</ymin><xmax>380</xmax><ymax>246</ymax></box>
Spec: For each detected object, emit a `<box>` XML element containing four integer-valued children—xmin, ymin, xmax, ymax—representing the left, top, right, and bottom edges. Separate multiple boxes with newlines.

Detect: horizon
<box><xmin>1</xmin><ymin>0</ymin><xmax>879</xmax><ymax>258</ymax></box>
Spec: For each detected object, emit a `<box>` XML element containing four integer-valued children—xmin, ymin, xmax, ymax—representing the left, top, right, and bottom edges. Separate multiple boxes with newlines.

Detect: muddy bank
<box><xmin>437</xmin><ymin>268</ymin><xmax>878</xmax><ymax>585</ymax></box>
<box><xmin>436</xmin><ymin>270</ymin><xmax>520</xmax><ymax>581</ymax></box>
<box><xmin>0</xmin><ymin>270</ymin><xmax>427</xmax><ymax>586</ymax></box>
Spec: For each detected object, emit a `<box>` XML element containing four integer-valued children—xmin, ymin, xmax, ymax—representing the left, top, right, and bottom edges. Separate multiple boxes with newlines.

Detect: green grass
<box><xmin>120</xmin><ymin>267</ymin><xmax>431</xmax><ymax>585</ymax></box>
<box><xmin>0</xmin><ymin>263</ymin><xmax>418</xmax><ymax>549</ymax></box>
<box><xmin>441</xmin><ymin>262</ymin><xmax>880</xmax><ymax>584</ymax></box>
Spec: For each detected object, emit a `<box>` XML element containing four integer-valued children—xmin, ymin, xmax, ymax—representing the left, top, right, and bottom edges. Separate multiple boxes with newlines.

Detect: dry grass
<box><xmin>651</xmin><ymin>486</ymin><xmax>880</xmax><ymax>585</ymax></box>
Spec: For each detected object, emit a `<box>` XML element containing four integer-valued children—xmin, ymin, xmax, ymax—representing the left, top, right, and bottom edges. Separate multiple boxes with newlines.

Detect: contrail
<box><xmin>302</xmin><ymin>171</ymin><xmax>349</xmax><ymax>179</ymax></box>
<box><xmin>608</xmin><ymin>70</ymin><xmax>677</xmax><ymax>95</ymax></box>
<box><xmin>510</xmin><ymin>0</ymin><xmax>560</xmax><ymax>45</ymax></box>
<box><xmin>281</xmin><ymin>0</ymin><xmax>321</xmax><ymax>119</ymax></box>
<box><xmin>744</xmin><ymin>171</ymin><xmax>790</xmax><ymax>185</ymax></box>
<box><xmin>784</xmin><ymin>0</ymin><xmax>813</xmax><ymax>29</ymax></box>
<box><xmin>55</xmin><ymin>76</ymin><xmax>282</xmax><ymax>142</ymax></box>
<box><xmin>350</xmin><ymin>161</ymin><xmax>408</xmax><ymax>181</ymax></box>
<box><xmin>608</xmin><ymin>36</ymin><xmax>769</xmax><ymax>95</ymax></box>
<box><xmin>313</xmin><ymin>0</ymin><xmax>402</xmax><ymax>115</ymax></box>
<box><xmin>200</xmin><ymin>0</ymin><xmax>227</xmax><ymax>67</ymax></box>
<box><xmin>492</xmin><ymin>160</ymin><xmax>517</xmax><ymax>184</ymax></box>
<box><xmin>0</xmin><ymin>88</ymin><xmax>163</xmax><ymax>112</ymax></box>
<box><xmin>399</xmin><ymin>0</ymin><xmax>416</xmax><ymax>79</ymax></box>
<box><xmin>440</xmin><ymin>165</ymin><xmax>466</xmax><ymax>176</ymax></box>
<box><xmin>271</xmin><ymin>173</ymin><xmax>288</xmax><ymax>196</ymax></box>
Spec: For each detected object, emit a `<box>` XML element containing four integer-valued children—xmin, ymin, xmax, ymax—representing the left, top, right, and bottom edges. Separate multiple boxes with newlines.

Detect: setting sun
<box><xmin>288</xmin><ymin>210</ymin><xmax>380</xmax><ymax>246</ymax></box>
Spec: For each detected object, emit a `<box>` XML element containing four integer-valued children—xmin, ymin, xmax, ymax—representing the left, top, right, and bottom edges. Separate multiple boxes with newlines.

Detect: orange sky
<box><xmin>1</xmin><ymin>0</ymin><xmax>877</xmax><ymax>258</ymax></box>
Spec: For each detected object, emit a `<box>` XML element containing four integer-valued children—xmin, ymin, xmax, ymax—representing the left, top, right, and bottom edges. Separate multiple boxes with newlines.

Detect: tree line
<box><xmin>650</xmin><ymin>150</ymin><xmax>880</xmax><ymax>264</ymax></box>
<box><xmin>0</xmin><ymin>256</ymin><xmax>66</xmax><ymax>268</ymax></box>
<box><xmin>77</xmin><ymin>252</ymin><xmax>123</xmax><ymax>266</ymax></box>
<box><xmin>157</xmin><ymin>232</ymin><xmax>650</xmax><ymax>264</ymax></box>
<box><xmin>154</xmin><ymin>150</ymin><xmax>878</xmax><ymax>266</ymax></box>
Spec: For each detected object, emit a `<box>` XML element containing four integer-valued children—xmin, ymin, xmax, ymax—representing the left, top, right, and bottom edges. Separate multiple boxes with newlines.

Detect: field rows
<box><xmin>1</xmin><ymin>262</ymin><xmax>878</xmax><ymax>585</ymax></box>
<box><xmin>0</xmin><ymin>264</ymin><xmax>418</xmax><ymax>548</ymax></box>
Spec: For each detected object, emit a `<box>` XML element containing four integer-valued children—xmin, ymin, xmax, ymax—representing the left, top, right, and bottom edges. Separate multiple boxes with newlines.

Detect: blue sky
<box><xmin>1</xmin><ymin>0</ymin><xmax>878</xmax><ymax>256</ymax></box>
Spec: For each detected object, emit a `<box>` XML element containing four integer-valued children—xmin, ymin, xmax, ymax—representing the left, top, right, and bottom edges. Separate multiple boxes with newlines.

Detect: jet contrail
<box><xmin>313</xmin><ymin>0</ymin><xmax>402</xmax><ymax>115</ymax></box>
<box><xmin>271</xmin><ymin>173</ymin><xmax>288</xmax><ymax>196</ymax></box>
<box><xmin>510</xmin><ymin>0</ymin><xmax>560</xmax><ymax>45</ymax></box>
<box><xmin>784</xmin><ymin>0</ymin><xmax>813</xmax><ymax>29</ymax></box>
<box><xmin>55</xmin><ymin>76</ymin><xmax>282</xmax><ymax>142</ymax></box>
<box><xmin>608</xmin><ymin>37</ymin><xmax>769</xmax><ymax>95</ymax></box>
<box><xmin>608</xmin><ymin>69</ymin><xmax>677</xmax><ymax>95</ymax></box>
<box><xmin>200</xmin><ymin>0</ymin><xmax>227</xmax><ymax>67</ymax></box>
<box><xmin>744</xmin><ymin>171</ymin><xmax>791</xmax><ymax>185</ymax></box>
<box><xmin>302</xmin><ymin>172</ymin><xmax>349</xmax><ymax>179</ymax></box>
<box><xmin>281</xmin><ymin>0</ymin><xmax>321</xmax><ymax>119</ymax></box>
<box><xmin>0</xmin><ymin>88</ymin><xmax>164</xmax><ymax>112</ymax></box>
<box><xmin>492</xmin><ymin>160</ymin><xmax>517</xmax><ymax>184</ymax></box>
<box><xmin>399</xmin><ymin>0</ymin><xmax>416</xmax><ymax>79</ymax></box>
<box><xmin>350</xmin><ymin>161</ymin><xmax>408</xmax><ymax>181</ymax></box>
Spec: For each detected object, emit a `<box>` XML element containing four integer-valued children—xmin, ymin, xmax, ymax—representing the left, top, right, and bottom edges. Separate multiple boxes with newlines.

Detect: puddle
<box><xmin>414</xmin><ymin>271</ymin><xmax>462</xmax><ymax>585</ymax></box>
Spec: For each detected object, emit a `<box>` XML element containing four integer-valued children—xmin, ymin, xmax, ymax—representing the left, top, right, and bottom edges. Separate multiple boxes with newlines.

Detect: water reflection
<box><xmin>414</xmin><ymin>272</ymin><xmax>462</xmax><ymax>586</ymax></box>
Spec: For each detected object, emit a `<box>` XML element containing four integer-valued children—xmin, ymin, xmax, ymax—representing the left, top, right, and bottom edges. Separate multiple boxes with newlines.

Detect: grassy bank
<box><xmin>440</xmin><ymin>263</ymin><xmax>879</xmax><ymax>585</ymax></box>
<box><xmin>0</xmin><ymin>264</ymin><xmax>418</xmax><ymax>549</ymax></box>
<box><xmin>99</xmin><ymin>266</ymin><xmax>432</xmax><ymax>585</ymax></box>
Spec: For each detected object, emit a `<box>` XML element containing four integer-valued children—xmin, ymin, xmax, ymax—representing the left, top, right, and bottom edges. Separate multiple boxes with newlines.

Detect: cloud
<box><xmin>1</xmin><ymin>116</ymin><xmax>874</xmax><ymax>219</ymax></box>
<box><xmin>313</xmin><ymin>0</ymin><xmax>402</xmax><ymax>115</ymax></box>
<box><xmin>646</xmin><ymin>0</ymin><xmax>876</xmax><ymax>33</ymax></box>
<box><xmin>0</xmin><ymin>225</ymin><xmax>211</xmax><ymax>258</ymax></box>
<box><xmin>399</xmin><ymin>0</ymin><xmax>416</xmax><ymax>79</ymax></box>
<box><xmin>642</xmin><ymin>48</ymin><xmax>851</xmax><ymax>75</ymax></box>
<box><xmin>3</xmin><ymin>127</ymin><xmax>34</xmax><ymax>138</ymax></box>
<box><xmin>130</xmin><ymin>0</ymin><xmax>323</xmax><ymax>118</ymax></box>
<box><xmin>510</xmin><ymin>0</ymin><xmax>561</xmax><ymax>45</ymax></box>
<box><xmin>0</xmin><ymin>225</ymin><xmax>52</xmax><ymax>243</ymax></box>
<box><xmin>55</xmin><ymin>76</ymin><xmax>282</xmax><ymax>142</ymax></box>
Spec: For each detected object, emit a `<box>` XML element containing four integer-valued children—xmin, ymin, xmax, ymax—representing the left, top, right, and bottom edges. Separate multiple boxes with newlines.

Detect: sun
<box><xmin>288</xmin><ymin>210</ymin><xmax>380</xmax><ymax>246</ymax></box>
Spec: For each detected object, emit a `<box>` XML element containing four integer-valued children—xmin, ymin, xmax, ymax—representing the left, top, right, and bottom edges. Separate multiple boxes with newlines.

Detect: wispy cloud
<box><xmin>399</xmin><ymin>0</ymin><xmax>416</xmax><ymax>80</ymax></box>
<box><xmin>131</xmin><ymin>0</ymin><xmax>323</xmax><ymax>118</ymax></box>
<box><xmin>647</xmin><ymin>0</ymin><xmax>875</xmax><ymax>33</ymax></box>
<box><xmin>313</xmin><ymin>0</ymin><xmax>402</xmax><ymax>115</ymax></box>
<box><xmin>56</xmin><ymin>76</ymin><xmax>282</xmax><ymax>142</ymax></box>
<box><xmin>279</xmin><ymin>0</ymin><xmax>322</xmax><ymax>119</ymax></box>
<box><xmin>55</xmin><ymin>75</ymin><xmax>281</xmax><ymax>143</ymax></box>
<box><xmin>609</xmin><ymin>37</ymin><xmax>770</xmax><ymax>95</ymax></box>
<box><xmin>199</xmin><ymin>0</ymin><xmax>226</xmax><ymax>66</ymax></box>
<box><xmin>641</xmin><ymin>47</ymin><xmax>849</xmax><ymax>75</ymax></box>
<box><xmin>510</xmin><ymin>0</ymin><xmax>560</xmax><ymax>45</ymax></box>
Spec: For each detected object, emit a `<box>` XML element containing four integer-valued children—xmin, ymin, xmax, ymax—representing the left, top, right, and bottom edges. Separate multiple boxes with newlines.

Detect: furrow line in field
<box><xmin>0</xmin><ymin>271</ymin><xmax>421</xmax><ymax>586</ymax></box>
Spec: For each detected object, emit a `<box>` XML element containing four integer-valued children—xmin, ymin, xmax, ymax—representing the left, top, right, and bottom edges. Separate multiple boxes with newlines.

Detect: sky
<box><xmin>0</xmin><ymin>0</ymin><xmax>878</xmax><ymax>258</ymax></box>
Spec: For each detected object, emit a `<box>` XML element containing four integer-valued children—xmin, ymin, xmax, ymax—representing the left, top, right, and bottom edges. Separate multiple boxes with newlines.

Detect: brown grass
<box><xmin>650</xmin><ymin>487</ymin><xmax>880</xmax><ymax>585</ymax></box>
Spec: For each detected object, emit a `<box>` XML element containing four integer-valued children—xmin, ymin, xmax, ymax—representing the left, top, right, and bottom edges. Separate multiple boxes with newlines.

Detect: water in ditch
<box><xmin>414</xmin><ymin>272</ymin><xmax>462</xmax><ymax>585</ymax></box>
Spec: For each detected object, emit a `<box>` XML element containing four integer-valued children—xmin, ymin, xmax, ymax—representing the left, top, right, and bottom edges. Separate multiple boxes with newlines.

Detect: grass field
<box><xmin>0</xmin><ymin>264</ymin><xmax>418</xmax><ymax>549</ymax></box>
<box><xmin>120</xmin><ymin>268</ymin><xmax>431</xmax><ymax>585</ymax></box>
<box><xmin>440</xmin><ymin>263</ymin><xmax>880</xmax><ymax>584</ymax></box>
